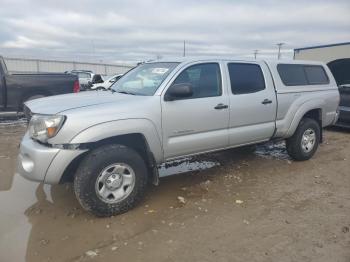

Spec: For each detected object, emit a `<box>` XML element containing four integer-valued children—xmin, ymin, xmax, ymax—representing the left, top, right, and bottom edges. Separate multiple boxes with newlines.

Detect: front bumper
<box><xmin>17</xmin><ymin>133</ymin><xmax>86</xmax><ymax>184</ymax></box>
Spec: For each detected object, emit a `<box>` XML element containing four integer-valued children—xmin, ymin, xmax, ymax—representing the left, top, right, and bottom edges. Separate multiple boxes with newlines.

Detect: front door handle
<box><xmin>261</xmin><ymin>99</ymin><xmax>272</xmax><ymax>105</ymax></box>
<box><xmin>214</xmin><ymin>103</ymin><xmax>228</xmax><ymax>110</ymax></box>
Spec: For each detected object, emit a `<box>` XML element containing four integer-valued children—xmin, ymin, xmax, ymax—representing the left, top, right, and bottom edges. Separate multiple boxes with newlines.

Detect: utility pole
<box><xmin>91</xmin><ymin>40</ymin><xmax>96</xmax><ymax>61</ymax></box>
<box><xmin>183</xmin><ymin>40</ymin><xmax>186</xmax><ymax>57</ymax></box>
<box><xmin>253</xmin><ymin>50</ymin><xmax>259</xmax><ymax>59</ymax></box>
<box><xmin>276</xmin><ymin>43</ymin><xmax>285</xmax><ymax>59</ymax></box>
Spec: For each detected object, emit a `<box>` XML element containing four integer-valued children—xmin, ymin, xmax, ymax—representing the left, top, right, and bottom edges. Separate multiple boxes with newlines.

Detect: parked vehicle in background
<box><xmin>90</xmin><ymin>74</ymin><xmax>123</xmax><ymax>90</ymax></box>
<box><xmin>327</xmin><ymin>59</ymin><xmax>350</xmax><ymax>127</ymax></box>
<box><xmin>336</xmin><ymin>84</ymin><xmax>350</xmax><ymax>127</ymax></box>
<box><xmin>0</xmin><ymin>56</ymin><xmax>79</xmax><ymax>113</ymax></box>
<box><xmin>18</xmin><ymin>58</ymin><xmax>339</xmax><ymax>217</ymax></box>
<box><xmin>67</xmin><ymin>70</ymin><xmax>97</xmax><ymax>90</ymax></box>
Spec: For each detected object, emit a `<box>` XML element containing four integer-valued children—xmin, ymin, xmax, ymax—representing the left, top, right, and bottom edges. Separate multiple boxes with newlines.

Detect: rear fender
<box><xmin>286</xmin><ymin>99</ymin><xmax>324</xmax><ymax>137</ymax></box>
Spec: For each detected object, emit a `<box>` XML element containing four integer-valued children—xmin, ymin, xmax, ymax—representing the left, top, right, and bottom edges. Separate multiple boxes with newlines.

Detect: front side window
<box><xmin>112</xmin><ymin>62</ymin><xmax>179</xmax><ymax>95</ymax></box>
<box><xmin>172</xmin><ymin>63</ymin><xmax>222</xmax><ymax>98</ymax></box>
<box><xmin>228</xmin><ymin>63</ymin><xmax>265</xmax><ymax>94</ymax></box>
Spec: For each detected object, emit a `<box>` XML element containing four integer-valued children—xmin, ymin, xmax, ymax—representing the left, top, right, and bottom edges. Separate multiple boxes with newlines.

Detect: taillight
<box><xmin>73</xmin><ymin>80</ymin><xmax>80</xmax><ymax>93</ymax></box>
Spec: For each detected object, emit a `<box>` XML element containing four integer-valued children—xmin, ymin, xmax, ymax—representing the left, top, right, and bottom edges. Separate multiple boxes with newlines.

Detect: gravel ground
<box><xmin>0</xmin><ymin>122</ymin><xmax>349</xmax><ymax>262</ymax></box>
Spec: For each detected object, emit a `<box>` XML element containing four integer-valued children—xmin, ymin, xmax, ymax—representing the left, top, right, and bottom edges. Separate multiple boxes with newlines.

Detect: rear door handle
<box><xmin>261</xmin><ymin>99</ymin><xmax>272</xmax><ymax>105</ymax></box>
<box><xmin>214</xmin><ymin>103</ymin><xmax>228</xmax><ymax>110</ymax></box>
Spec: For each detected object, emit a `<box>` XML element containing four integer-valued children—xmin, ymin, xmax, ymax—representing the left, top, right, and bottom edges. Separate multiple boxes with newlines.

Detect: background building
<box><xmin>294</xmin><ymin>42</ymin><xmax>350</xmax><ymax>86</ymax></box>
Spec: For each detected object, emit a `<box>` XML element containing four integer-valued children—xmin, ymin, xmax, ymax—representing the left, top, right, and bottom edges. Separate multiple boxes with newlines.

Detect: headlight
<box><xmin>28</xmin><ymin>114</ymin><xmax>66</xmax><ymax>143</ymax></box>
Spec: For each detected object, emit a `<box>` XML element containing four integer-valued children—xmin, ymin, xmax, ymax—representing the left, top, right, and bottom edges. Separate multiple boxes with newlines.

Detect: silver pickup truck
<box><xmin>18</xmin><ymin>58</ymin><xmax>339</xmax><ymax>216</ymax></box>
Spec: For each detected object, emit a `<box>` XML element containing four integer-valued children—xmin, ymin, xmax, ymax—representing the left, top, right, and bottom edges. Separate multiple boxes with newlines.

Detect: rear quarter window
<box><xmin>304</xmin><ymin>65</ymin><xmax>329</xmax><ymax>85</ymax></box>
<box><xmin>277</xmin><ymin>64</ymin><xmax>329</xmax><ymax>86</ymax></box>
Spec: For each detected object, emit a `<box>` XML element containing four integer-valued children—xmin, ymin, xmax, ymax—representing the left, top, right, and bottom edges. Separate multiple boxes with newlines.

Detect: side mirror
<box><xmin>165</xmin><ymin>83</ymin><xmax>193</xmax><ymax>101</ymax></box>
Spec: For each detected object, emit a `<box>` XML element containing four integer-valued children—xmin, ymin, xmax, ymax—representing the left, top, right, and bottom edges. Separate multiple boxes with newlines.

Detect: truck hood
<box><xmin>25</xmin><ymin>91</ymin><xmax>143</xmax><ymax>115</ymax></box>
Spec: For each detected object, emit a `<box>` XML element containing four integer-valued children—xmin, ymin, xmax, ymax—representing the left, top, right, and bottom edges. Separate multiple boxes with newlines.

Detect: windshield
<box><xmin>111</xmin><ymin>62</ymin><xmax>179</xmax><ymax>95</ymax></box>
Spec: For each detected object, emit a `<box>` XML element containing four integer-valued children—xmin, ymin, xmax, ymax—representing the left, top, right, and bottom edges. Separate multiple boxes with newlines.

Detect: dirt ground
<box><xmin>0</xmin><ymin>122</ymin><xmax>349</xmax><ymax>262</ymax></box>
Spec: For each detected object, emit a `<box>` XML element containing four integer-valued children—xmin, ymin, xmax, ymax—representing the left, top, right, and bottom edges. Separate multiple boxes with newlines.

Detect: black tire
<box><xmin>74</xmin><ymin>144</ymin><xmax>148</xmax><ymax>217</ymax></box>
<box><xmin>286</xmin><ymin>118</ymin><xmax>320</xmax><ymax>161</ymax></box>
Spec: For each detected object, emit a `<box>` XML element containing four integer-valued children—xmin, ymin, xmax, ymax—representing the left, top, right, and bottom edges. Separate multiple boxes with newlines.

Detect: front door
<box><xmin>161</xmin><ymin>62</ymin><xmax>229</xmax><ymax>160</ymax></box>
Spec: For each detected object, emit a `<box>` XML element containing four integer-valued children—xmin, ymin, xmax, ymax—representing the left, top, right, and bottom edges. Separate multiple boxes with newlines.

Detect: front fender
<box><xmin>69</xmin><ymin>118</ymin><xmax>164</xmax><ymax>163</ymax></box>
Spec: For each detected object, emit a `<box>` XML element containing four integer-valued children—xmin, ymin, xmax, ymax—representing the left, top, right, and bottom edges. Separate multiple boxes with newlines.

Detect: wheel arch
<box><xmin>286</xmin><ymin>105</ymin><xmax>323</xmax><ymax>140</ymax></box>
<box><xmin>60</xmin><ymin>119</ymin><xmax>163</xmax><ymax>185</ymax></box>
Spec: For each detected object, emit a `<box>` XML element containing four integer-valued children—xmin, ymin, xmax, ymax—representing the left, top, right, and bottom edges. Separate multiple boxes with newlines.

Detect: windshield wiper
<box><xmin>116</xmin><ymin>90</ymin><xmax>136</xmax><ymax>95</ymax></box>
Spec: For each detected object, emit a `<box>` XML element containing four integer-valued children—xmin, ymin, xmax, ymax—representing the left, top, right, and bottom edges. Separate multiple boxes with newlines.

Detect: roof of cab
<box><xmin>146</xmin><ymin>56</ymin><xmax>326</xmax><ymax>66</ymax></box>
<box><xmin>146</xmin><ymin>56</ymin><xmax>257</xmax><ymax>63</ymax></box>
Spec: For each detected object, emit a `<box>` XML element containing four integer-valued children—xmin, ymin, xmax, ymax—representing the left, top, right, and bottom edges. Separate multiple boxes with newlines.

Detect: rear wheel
<box><xmin>286</xmin><ymin>118</ymin><xmax>320</xmax><ymax>161</ymax></box>
<box><xmin>74</xmin><ymin>144</ymin><xmax>148</xmax><ymax>217</ymax></box>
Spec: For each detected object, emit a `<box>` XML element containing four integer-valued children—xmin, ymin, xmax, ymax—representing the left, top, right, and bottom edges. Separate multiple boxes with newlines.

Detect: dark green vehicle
<box><xmin>0</xmin><ymin>56</ymin><xmax>80</xmax><ymax>113</ymax></box>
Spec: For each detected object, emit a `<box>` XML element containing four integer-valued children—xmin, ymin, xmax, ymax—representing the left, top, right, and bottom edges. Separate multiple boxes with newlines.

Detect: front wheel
<box><xmin>74</xmin><ymin>144</ymin><xmax>148</xmax><ymax>217</ymax></box>
<box><xmin>286</xmin><ymin>118</ymin><xmax>320</xmax><ymax>161</ymax></box>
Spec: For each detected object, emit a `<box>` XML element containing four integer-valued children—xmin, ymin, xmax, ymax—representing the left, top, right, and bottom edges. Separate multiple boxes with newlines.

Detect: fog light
<box><xmin>21</xmin><ymin>154</ymin><xmax>34</xmax><ymax>173</ymax></box>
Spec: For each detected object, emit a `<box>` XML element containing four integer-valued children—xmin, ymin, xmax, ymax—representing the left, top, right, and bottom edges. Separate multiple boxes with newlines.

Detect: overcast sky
<box><xmin>0</xmin><ymin>0</ymin><xmax>349</xmax><ymax>64</ymax></box>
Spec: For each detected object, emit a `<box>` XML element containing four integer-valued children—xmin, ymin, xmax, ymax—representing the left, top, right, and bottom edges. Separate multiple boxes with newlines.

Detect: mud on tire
<box><xmin>74</xmin><ymin>144</ymin><xmax>148</xmax><ymax>217</ymax></box>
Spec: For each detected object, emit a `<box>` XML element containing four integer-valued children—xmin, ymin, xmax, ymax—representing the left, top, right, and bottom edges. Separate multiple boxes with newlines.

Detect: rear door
<box><xmin>226</xmin><ymin>61</ymin><xmax>277</xmax><ymax>146</ymax></box>
<box><xmin>161</xmin><ymin>62</ymin><xmax>229</xmax><ymax>159</ymax></box>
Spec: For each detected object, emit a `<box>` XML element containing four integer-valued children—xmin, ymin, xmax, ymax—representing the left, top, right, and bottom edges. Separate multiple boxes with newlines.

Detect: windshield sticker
<box><xmin>152</xmin><ymin>68</ymin><xmax>169</xmax><ymax>74</ymax></box>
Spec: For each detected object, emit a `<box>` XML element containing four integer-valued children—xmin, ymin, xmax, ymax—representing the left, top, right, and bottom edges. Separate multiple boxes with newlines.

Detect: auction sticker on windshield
<box><xmin>152</xmin><ymin>68</ymin><xmax>169</xmax><ymax>74</ymax></box>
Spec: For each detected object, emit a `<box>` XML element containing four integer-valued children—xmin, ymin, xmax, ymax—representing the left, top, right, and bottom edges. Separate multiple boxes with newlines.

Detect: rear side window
<box><xmin>304</xmin><ymin>66</ymin><xmax>329</xmax><ymax>84</ymax></box>
<box><xmin>228</xmin><ymin>63</ymin><xmax>265</xmax><ymax>94</ymax></box>
<box><xmin>277</xmin><ymin>64</ymin><xmax>307</xmax><ymax>86</ymax></box>
<box><xmin>277</xmin><ymin>64</ymin><xmax>329</xmax><ymax>86</ymax></box>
